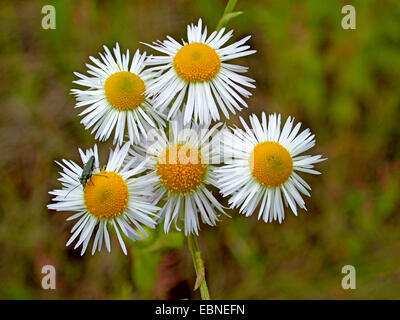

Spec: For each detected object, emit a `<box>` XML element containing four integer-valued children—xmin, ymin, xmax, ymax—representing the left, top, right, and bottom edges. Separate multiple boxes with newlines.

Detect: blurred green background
<box><xmin>1</xmin><ymin>0</ymin><xmax>400</xmax><ymax>299</ymax></box>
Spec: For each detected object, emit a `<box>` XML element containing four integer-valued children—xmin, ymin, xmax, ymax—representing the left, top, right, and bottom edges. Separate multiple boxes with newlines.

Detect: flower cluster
<box><xmin>48</xmin><ymin>19</ymin><xmax>325</xmax><ymax>255</ymax></box>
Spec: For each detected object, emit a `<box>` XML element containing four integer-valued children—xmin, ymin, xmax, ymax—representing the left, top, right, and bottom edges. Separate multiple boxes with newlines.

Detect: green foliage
<box><xmin>129</xmin><ymin>228</ymin><xmax>184</xmax><ymax>298</ymax></box>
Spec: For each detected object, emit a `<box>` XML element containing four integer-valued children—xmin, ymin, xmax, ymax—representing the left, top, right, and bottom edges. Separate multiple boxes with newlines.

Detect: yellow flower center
<box><xmin>104</xmin><ymin>71</ymin><xmax>145</xmax><ymax>110</ymax></box>
<box><xmin>84</xmin><ymin>171</ymin><xmax>129</xmax><ymax>219</ymax></box>
<box><xmin>156</xmin><ymin>144</ymin><xmax>207</xmax><ymax>193</ymax></box>
<box><xmin>173</xmin><ymin>43</ymin><xmax>221</xmax><ymax>82</ymax></box>
<box><xmin>249</xmin><ymin>142</ymin><xmax>293</xmax><ymax>187</ymax></box>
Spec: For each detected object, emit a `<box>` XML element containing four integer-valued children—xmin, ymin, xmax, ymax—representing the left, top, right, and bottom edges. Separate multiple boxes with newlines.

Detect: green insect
<box><xmin>79</xmin><ymin>155</ymin><xmax>95</xmax><ymax>188</ymax></box>
<box><xmin>64</xmin><ymin>155</ymin><xmax>96</xmax><ymax>198</ymax></box>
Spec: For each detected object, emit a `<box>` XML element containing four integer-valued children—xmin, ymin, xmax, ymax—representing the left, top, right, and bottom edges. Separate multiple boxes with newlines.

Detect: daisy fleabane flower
<box><xmin>144</xmin><ymin>18</ymin><xmax>256</xmax><ymax>125</ymax></box>
<box><xmin>71</xmin><ymin>43</ymin><xmax>165</xmax><ymax>146</ymax></box>
<box><xmin>131</xmin><ymin>112</ymin><xmax>225</xmax><ymax>235</ymax></box>
<box><xmin>47</xmin><ymin>143</ymin><xmax>159</xmax><ymax>255</ymax></box>
<box><xmin>215</xmin><ymin>113</ymin><xmax>326</xmax><ymax>223</ymax></box>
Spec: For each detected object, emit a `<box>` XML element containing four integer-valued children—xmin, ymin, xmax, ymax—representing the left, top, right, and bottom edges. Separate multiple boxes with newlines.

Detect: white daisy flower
<box><xmin>144</xmin><ymin>18</ymin><xmax>256</xmax><ymax>125</ymax></box>
<box><xmin>215</xmin><ymin>113</ymin><xmax>326</xmax><ymax>223</ymax></box>
<box><xmin>47</xmin><ymin>142</ymin><xmax>159</xmax><ymax>255</ymax></box>
<box><xmin>132</xmin><ymin>112</ymin><xmax>225</xmax><ymax>235</ymax></box>
<box><xmin>71</xmin><ymin>43</ymin><xmax>165</xmax><ymax>146</ymax></box>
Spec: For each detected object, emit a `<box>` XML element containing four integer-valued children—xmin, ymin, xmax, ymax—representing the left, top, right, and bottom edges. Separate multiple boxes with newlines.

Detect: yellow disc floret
<box><xmin>157</xmin><ymin>144</ymin><xmax>207</xmax><ymax>193</ymax></box>
<box><xmin>104</xmin><ymin>71</ymin><xmax>145</xmax><ymax>110</ymax></box>
<box><xmin>84</xmin><ymin>171</ymin><xmax>129</xmax><ymax>219</ymax></box>
<box><xmin>173</xmin><ymin>43</ymin><xmax>221</xmax><ymax>82</ymax></box>
<box><xmin>249</xmin><ymin>142</ymin><xmax>293</xmax><ymax>187</ymax></box>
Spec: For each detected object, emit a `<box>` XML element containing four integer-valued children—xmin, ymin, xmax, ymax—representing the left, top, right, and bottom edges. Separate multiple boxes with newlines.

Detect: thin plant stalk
<box><xmin>216</xmin><ymin>0</ymin><xmax>242</xmax><ymax>31</ymax></box>
<box><xmin>187</xmin><ymin>233</ymin><xmax>211</xmax><ymax>300</ymax></box>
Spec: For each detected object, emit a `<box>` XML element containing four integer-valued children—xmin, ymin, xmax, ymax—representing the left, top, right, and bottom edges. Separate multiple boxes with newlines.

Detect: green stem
<box><xmin>216</xmin><ymin>0</ymin><xmax>242</xmax><ymax>31</ymax></box>
<box><xmin>187</xmin><ymin>234</ymin><xmax>211</xmax><ymax>300</ymax></box>
<box><xmin>223</xmin><ymin>0</ymin><xmax>238</xmax><ymax>15</ymax></box>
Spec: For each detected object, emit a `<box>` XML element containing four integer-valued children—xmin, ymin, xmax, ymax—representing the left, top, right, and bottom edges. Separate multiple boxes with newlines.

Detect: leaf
<box><xmin>193</xmin><ymin>251</ymin><xmax>205</xmax><ymax>291</ymax></box>
<box><xmin>217</xmin><ymin>11</ymin><xmax>243</xmax><ymax>30</ymax></box>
